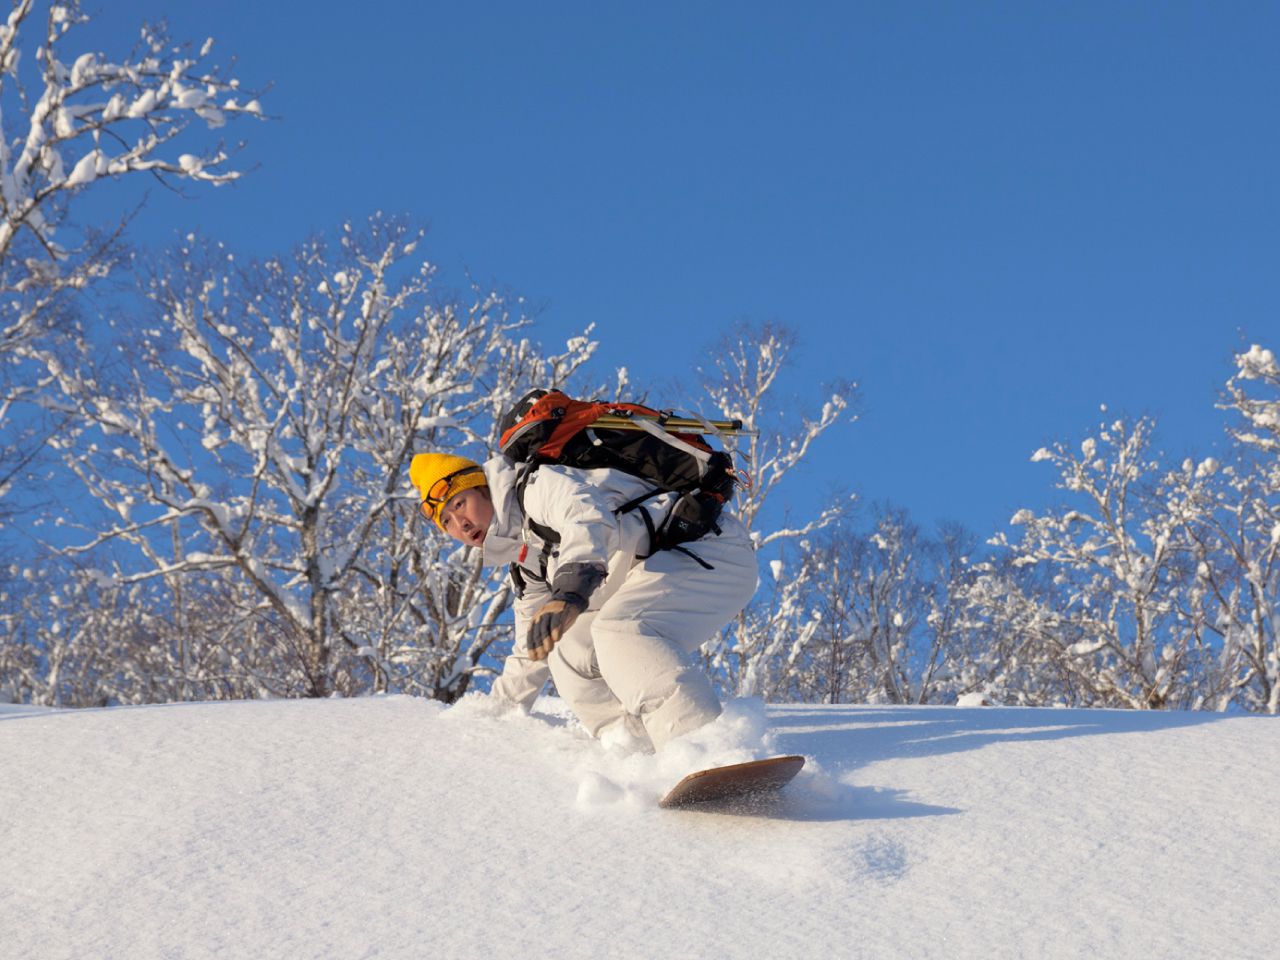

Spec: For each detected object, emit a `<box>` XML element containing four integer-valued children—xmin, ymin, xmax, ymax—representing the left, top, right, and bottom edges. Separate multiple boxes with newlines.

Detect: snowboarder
<box><xmin>410</xmin><ymin>451</ymin><xmax>759</xmax><ymax>753</ymax></box>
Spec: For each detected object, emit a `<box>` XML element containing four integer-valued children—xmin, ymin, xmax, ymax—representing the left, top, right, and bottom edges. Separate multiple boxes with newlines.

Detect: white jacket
<box><xmin>481</xmin><ymin>456</ymin><xmax>682</xmax><ymax>706</ymax></box>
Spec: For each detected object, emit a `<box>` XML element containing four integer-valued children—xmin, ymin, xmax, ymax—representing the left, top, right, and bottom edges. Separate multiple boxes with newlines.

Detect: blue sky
<box><xmin>76</xmin><ymin>1</ymin><xmax>1278</xmax><ymax>537</ymax></box>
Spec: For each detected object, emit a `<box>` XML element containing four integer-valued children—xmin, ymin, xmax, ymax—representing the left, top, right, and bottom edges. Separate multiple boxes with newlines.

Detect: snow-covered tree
<box><xmin>952</xmin><ymin>552</ymin><xmax>1093</xmax><ymax>706</ymax></box>
<box><xmin>39</xmin><ymin>216</ymin><xmax>593</xmax><ymax>701</ymax></box>
<box><xmin>0</xmin><ymin>556</ymin><xmax>281</xmax><ymax>706</ymax></box>
<box><xmin>780</xmin><ymin>514</ymin><xmax>922</xmax><ymax>704</ymax></box>
<box><xmin>955</xmin><ymin>347</ymin><xmax>1280</xmax><ymax>714</ymax></box>
<box><xmin>774</xmin><ymin>511</ymin><xmax>979</xmax><ymax>705</ymax></box>
<box><xmin>696</xmin><ymin>322</ymin><xmax>858</xmax><ymax>698</ymax></box>
<box><xmin>1154</xmin><ymin>344</ymin><xmax>1280</xmax><ymax>713</ymax></box>
<box><xmin>985</xmin><ymin>415</ymin><xmax>1200</xmax><ymax>708</ymax></box>
<box><xmin>917</xmin><ymin>521</ymin><xmax>984</xmax><ymax>702</ymax></box>
<box><xmin>0</xmin><ymin>0</ymin><xmax>263</xmax><ymax>513</ymax></box>
<box><xmin>1224</xmin><ymin>344</ymin><xmax>1280</xmax><ymax>456</ymax></box>
<box><xmin>1214</xmin><ymin>345</ymin><xmax>1280</xmax><ymax>711</ymax></box>
<box><xmin>326</xmin><ymin>285</ymin><xmax>595</xmax><ymax>700</ymax></box>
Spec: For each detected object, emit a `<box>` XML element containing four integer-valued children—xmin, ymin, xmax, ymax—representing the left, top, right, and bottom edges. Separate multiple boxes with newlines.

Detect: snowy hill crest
<box><xmin>3</xmin><ymin>696</ymin><xmax>1276</xmax><ymax>959</ymax></box>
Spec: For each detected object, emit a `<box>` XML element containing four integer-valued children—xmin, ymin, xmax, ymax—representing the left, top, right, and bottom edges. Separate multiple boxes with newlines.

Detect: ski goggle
<box><xmin>418</xmin><ymin>466</ymin><xmax>484</xmax><ymax>522</ymax></box>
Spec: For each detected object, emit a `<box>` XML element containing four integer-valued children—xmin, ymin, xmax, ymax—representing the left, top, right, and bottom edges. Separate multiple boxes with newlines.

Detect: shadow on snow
<box><xmin>768</xmin><ymin>703</ymin><xmax>1231</xmax><ymax>770</ymax></box>
<box><xmin>759</xmin><ymin>703</ymin><xmax>1237</xmax><ymax>823</ymax></box>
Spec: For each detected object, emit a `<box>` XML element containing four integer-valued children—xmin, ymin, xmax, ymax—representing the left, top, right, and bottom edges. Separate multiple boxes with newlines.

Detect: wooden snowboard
<box><xmin>659</xmin><ymin>755</ymin><xmax>805</xmax><ymax>810</ymax></box>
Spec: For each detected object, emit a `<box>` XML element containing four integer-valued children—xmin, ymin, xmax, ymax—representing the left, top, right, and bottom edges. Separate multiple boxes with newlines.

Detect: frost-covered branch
<box><xmin>1224</xmin><ymin>344</ymin><xmax>1280</xmax><ymax>456</ymax></box>
<box><xmin>0</xmin><ymin>2</ymin><xmax>264</xmax><ymax>263</ymax></box>
<box><xmin>700</xmin><ymin>322</ymin><xmax>857</xmax><ymax>537</ymax></box>
<box><xmin>0</xmin><ymin>1</ymin><xmax>265</xmax><ymax>512</ymax></box>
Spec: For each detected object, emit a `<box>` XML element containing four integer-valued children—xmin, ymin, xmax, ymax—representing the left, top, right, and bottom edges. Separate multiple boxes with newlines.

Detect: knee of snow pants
<box><xmin>543</xmin><ymin>612</ymin><xmax>651</xmax><ymax>748</ymax></box>
<box><xmin>590</xmin><ymin>520</ymin><xmax>759</xmax><ymax>751</ymax></box>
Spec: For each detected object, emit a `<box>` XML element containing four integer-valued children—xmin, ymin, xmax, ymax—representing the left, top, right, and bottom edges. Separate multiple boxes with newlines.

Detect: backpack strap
<box><xmin>514</xmin><ymin>463</ymin><xmax>559</xmax><ymax>580</ymax></box>
<box><xmin>614</xmin><ymin>488</ymin><xmax>665</xmax><ymax>517</ymax></box>
<box><xmin>619</xmin><ymin>494</ymin><xmax>716</xmax><ymax>571</ymax></box>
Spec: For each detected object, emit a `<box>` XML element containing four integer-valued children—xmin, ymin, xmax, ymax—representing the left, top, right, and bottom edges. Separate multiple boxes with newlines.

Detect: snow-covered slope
<box><xmin>3</xmin><ymin>695</ymin><xmax>1276</xmax><ymax>959</ymax></box>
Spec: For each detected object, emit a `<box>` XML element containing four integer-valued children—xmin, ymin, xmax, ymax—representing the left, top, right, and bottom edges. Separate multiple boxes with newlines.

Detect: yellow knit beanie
<box><xmin>409</xmin><ymin>453</ymin><xmax>488</xmax><ymax>530</ymax></box>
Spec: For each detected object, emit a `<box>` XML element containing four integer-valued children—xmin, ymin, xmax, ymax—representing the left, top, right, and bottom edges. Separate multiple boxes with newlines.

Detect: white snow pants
<box><xmin>546</xmin><ymin>516</ymin><xmax>758</xmax><ymax>752</ymax></box>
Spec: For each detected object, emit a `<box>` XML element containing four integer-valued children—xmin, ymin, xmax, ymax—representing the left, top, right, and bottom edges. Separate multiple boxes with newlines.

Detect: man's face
<box><xmin>439</xmin><ymin>487</ymin><xmax>494</xmax><ymax>547</ymax></box>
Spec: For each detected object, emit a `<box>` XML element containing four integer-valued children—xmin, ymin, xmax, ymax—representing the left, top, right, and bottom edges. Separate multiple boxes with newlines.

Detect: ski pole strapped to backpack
<box><xmin>497</xmin><ymin>389</ymin><xmax>745</xmax><ymax>557</ymax></box>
